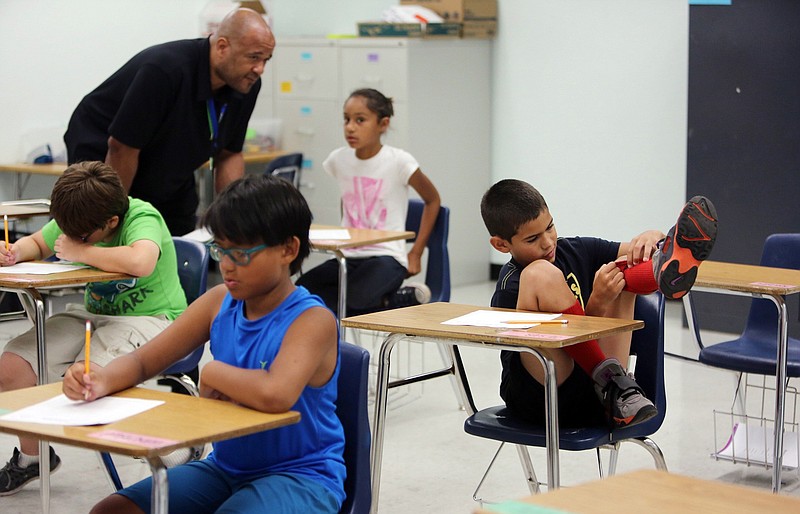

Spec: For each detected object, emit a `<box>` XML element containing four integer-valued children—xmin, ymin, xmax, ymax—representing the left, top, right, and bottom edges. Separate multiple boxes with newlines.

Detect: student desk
<box><xmin>0</xmin><ymin>382</ymin><xmax>300</xmax><ymax>514</ymax></box>
<box><xmin>681</xmin><ymin>260</ymin><xmax>800</xmax><ymax>493</ymax></box>
<box><xmin>341</xmin><ymin>302</ymin><xmax>643</xmax><ymax>514</ymax></box>
<box><xmin>0</xmin><ymin>202</ymin><xmax>51</xmax><ymax>219</ymax></box>
<box><xmin>310</xmin><ymin>224</ymin><xmax>415</xmax><ymax>338</ymax></box>
<box><xmin>0</xmin><ymin>266</ymin><xmax>130</xmax><ymax>512</ymax></box>
<box><xmin>0</xmin><ymin>163</ymin><xmax>65</xmax><ymax>199</ymax></box>
<box><xmin>474</xmin><ymin>469</ymin><xmax>800</xmax><ymax>514</ymax></box>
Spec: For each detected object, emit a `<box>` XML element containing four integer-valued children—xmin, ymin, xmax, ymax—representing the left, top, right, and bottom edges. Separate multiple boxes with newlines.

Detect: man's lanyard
<box><xmin>206</xmin><ymin>98</ymin><xmax>228</xmax><ymax>172</ymax></box>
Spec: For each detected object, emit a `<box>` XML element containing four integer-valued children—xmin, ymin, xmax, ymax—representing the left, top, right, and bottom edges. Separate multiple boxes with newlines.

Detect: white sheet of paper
<box><xmin>0</xmin><ymin>394</ymin><xmax>164</xmax><ymax>426</ymax></box>
<box><xmin>442</xmin><ymin>310</ymin><xmax>561</xmax><ymax>329</ymax></box>
<box><xmin>0</xmin><ymin>262</ymin><xmax>88</xmax><ymax>275</ymax></box>
<box><xmin>716</xmin><ymin>422</ymin><xmax>799</xmax><ymax>468</ymax></box>
<box><xmin>309</xmin><ymin>229</ymin><xmax>350</xmax><ymax>241</ymax></box>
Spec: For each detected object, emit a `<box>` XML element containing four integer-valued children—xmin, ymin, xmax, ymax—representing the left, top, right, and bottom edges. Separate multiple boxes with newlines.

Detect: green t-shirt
<box><xmin>42</xmin><ymin>198</ymin><xmax>187</xmax><ymax>320</ymax></box>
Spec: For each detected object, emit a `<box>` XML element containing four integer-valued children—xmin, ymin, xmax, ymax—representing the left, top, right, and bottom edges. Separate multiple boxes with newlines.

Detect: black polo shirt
<box><xmin>64</xmin><ymin>38</ymin><xmax>260</xmax><ymax>234</ymax></box>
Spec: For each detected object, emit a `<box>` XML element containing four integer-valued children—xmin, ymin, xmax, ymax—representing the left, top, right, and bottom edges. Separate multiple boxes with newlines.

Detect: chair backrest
<box><xmin>615</xmin><ymin>291</ymin><xmax>667</xmax><ymax>438</ymax></box>
<box><xmin>173</xmin><ymin>236</ymin><xmax>210</xmax><ymax>305</ymax></box>
<box><xmin>264</xmin><ymin>152</ymin><xmax>303</xmax><ymax>188</ymax></box>
<box><xmin>743</xmin><ymin>233</ymin><xmax>800</xmax><ymax>341</ymax></box>
<box><xmin>405</xmin><ymin>199</ymin><xmax>451</xmax><ymax>302</ymax></box>
<box><xmin>337</xmin><ymin>342</ymin><xmax>372</xmax><ymax>514</ymax></box>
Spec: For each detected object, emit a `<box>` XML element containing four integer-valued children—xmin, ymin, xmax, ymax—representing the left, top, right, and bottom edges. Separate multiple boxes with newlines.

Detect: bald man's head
<box><xmin>209</xmin><ymin>8</ymin><xmax>275</xmax><ymax>93</ymax></box>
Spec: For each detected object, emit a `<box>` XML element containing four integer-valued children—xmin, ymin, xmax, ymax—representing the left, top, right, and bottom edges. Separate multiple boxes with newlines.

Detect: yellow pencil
<box><xmin>502</xmin><ymin>319</ymin><xmax>569</xmax><ymax>325</ymax></box>
<box><xmin>3</xmin><ymin>214</ymin><xmax>8</xmax><ymax>251</ymax></box>
<box><xmin>84</xmin><ymin>320</ymin><xmax>91</xmax><ymax>399</ymax></box>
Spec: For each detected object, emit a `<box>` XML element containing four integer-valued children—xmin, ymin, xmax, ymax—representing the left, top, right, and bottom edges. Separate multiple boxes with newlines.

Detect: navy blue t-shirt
<box><xmin>492</xmin><ymin>236</ymin><xmax>620</xmax><ymax>390</ymax></box>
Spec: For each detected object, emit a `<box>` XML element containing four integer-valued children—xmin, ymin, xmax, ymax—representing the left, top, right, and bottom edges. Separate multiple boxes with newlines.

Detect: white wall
<box><xmin>0</xmin><ymin>0</ymin><xmax>688</xmax><ymax>279</ymax></box>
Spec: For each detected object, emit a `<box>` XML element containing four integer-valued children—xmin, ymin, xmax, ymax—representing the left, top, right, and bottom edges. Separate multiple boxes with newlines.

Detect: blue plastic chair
<box><xmin>101</xmin><ymin>236</ymin><xmax>209</xmax><ymax>491</ymax></box>
<box><xmin>264</xmin><ymin>152</ymin><xmax>303</xmax><ymax>188</ymax></box>
<box><xmin>698</xmin><ymin>233</ymin><xmax>800</xmax><ymax>376</ymax></box>
<box><xmin>405</xmin><ymin>198</ymin><xmax>451</xmax><ymax>303</ymax></box>
<box><xmin>463</xmin><ymin>293</ymin><xmax>668</xmax><ymax>499</ymax></box>
<box><xmin>338</xmin><ymin>342</ymin><xmax>373</xmax><ymax>514</ymax></box>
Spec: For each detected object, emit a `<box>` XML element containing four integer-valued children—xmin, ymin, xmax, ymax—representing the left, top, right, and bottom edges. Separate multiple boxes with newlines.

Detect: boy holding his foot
<box><xmin>480</xmin><ymin>179</ymin><xmax>717</xmax><ymax>429</ymax></box>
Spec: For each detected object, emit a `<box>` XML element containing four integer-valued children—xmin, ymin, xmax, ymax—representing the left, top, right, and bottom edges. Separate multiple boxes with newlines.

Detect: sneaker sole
<box><xmin>656</xmin><ymin>196</ymin><xmax>718</xmax><ymax>299</ymax></box>
<box><xmin>613</xmin><ymin>403</ymin><xmax>658</xmax><ymax>430</ymax></box>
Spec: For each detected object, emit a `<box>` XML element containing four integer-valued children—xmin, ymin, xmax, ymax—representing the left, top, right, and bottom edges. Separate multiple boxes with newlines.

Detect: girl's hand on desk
<box><xmin>63</xmin><ymin>361</ymin><xmax>108</xmax><ymax>401</ymax></box>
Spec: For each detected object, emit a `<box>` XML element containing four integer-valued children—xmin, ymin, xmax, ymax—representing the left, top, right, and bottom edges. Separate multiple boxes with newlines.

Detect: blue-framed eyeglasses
<box><xmin>206</xmin><ymin>242</ymin><xmax>267</xmax><ymax>266</ymax></box>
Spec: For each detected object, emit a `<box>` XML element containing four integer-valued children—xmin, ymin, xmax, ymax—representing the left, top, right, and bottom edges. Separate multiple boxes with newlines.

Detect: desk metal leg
<box><xmin>336</xmin><ymin>253</ymin><xmax>347</xmax><ymax>340</ymax></box>
<box><xmin>369</xmin><ymin>335</ymin><xmax>562</xmax><ymax>513</ymax></box>
<box><xmin>148</xmin><ymin>457</ymin><xmax>169</xmax><ymax>514</ymax></box>
<box><xmin>769</xmin><ymin>294</ymin><xmax>788</xmax><ymax>493</ymax></box>
<box><xmin>16</xmin><ymin>289</ymin><xmax>51</xmax><ymax>514</ymax></box>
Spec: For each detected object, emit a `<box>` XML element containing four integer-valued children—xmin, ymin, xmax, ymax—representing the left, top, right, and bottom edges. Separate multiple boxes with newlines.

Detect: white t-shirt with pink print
<box><xmin>323</xmin><ymin>144</ymin><xmax>419</xmax><ymax>268</ymax></box>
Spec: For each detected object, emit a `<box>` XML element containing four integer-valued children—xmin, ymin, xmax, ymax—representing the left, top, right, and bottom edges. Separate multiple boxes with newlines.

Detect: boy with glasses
<box><xmin>0</xmin><ymin>161</ymin><xmax>186</xmax><ymax>495</ymax></box>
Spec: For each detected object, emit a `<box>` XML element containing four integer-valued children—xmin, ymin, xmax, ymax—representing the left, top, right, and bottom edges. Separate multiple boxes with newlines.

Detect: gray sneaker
<box><xmin>387</xmin><ymin>283</ymin><xmax>432</xmax><ymax>308</ymax></box>
<box><xmin>592</xmin><ymin>360</ymin><xmax>657</xmax><ymax>430</ymax></box>
<box><xmin>0</xmin><ymin>446</ymin><xmax>61</xmax><ymax>496</ymax></box>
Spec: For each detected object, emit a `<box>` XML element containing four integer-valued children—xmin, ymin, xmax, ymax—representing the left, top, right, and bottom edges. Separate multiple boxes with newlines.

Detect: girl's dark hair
<box><xmin>49</xmin><ymin>161</ymin><xmax>129</xmax><ymax>239</ymax></box>
<box><xmin>201</xmin><ymin>174</ymin><xmax>312</xmax><ymax>275</ymax></box>
<box><xmin>348</xmin><ymin>88</ymin><xmax>394</xmax><ymax>119</ymax></box>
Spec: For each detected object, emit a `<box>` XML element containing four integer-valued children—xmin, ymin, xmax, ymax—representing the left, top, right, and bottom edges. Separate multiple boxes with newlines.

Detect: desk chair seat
<box><xmin>264</xmin><ymin>152</ymin><xmax>302</xmax><ymax>188</ymax></box>
<box><xmin>464</xmin><ymin>293</ymin><xmax>667</xmax><ymax>500</ymax></box>
<box><xmin>698</xmin><ymin>234</ymin><xmax>800</xmax><ymax>377</ymax></box>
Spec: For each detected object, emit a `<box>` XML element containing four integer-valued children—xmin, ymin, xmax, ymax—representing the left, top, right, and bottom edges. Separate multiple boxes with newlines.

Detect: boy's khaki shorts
<box><xmin>3</xmin><ymin>303</ymin><xmax>171</xmax><ymax>383</ymax></box>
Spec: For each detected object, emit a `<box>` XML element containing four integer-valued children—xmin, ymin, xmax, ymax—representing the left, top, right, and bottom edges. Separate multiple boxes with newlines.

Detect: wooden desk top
<box><xmin>0</xmin><ymin>203</ymin><xmax>50</xmax><ymax>218</ymax></box>
<box><xmin>695</xmin><ymin>260</ymin><xmax>800</xmax><ymax>296</ymax></box>
<box><xmin>341</xmin><ymin>302</ymin><xmax>643</xmax><ymax>349</ymax></box>
<box><xmin>474</xmin><ymin>470</ymin><xmax>800</xmax><ymax>514</ymax></box>
<box><xmin>0</xmin><ymin>162</ymin><xmax>66</xmax><ymax>176</ymax></box>
<box><xmin>310</xmin><ymin>224</ymin><xmax>415</xmax><ymax>251</ymax></box>
<box><xmin>0</xmin><ymin>266</ymin><xmax>129</xmax><ymax>290</ymax></box>
<box><xmin>0</xmin><ymin>383</ymin><xmax>300</xmax><ymax>458</ymax></box>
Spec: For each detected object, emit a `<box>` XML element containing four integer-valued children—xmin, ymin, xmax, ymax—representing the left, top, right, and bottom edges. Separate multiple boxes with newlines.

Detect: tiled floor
<box><xmin>1</xmin><ymin>281</ymin><xmax>799</xmax><ymax>513</ymax></box>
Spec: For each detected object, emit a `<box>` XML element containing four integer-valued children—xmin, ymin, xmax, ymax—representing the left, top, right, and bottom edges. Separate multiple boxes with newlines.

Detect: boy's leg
<box><xmin>620</xmin><ymin>195</ymin><xmax>718</xmax><ymax>298</ymax></box>
<box><xmin>517</xmin><ymin>261</ymin><xmax>656</xmax><ymax>428</ymax></box>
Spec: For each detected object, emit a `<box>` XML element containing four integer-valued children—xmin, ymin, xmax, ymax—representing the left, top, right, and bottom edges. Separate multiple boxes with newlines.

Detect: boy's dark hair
<box><xmin>202</xmin><ymin>174</ymin><xmax>312</xmax><ymax>275</ymax></box>
<box><xmin>349</xmin><ymin>88</ymin><xmax>394</xmax><ymax>119</ymax></box>
<box><xmin>49</xmin><ymin>161</ymin><xmax>129</xmax><ymax>239</ymax></box>
<box><xmin>480</xmin><ymin>179</ymin><xmax>549</xmax><ymax>241</ymax></box>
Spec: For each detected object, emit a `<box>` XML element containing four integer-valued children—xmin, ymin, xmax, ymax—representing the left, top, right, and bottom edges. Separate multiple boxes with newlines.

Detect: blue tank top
<box><xmin>207</xmin><ymin>286</ymin><xmax>345</xmax><ymax>505</ymax></box>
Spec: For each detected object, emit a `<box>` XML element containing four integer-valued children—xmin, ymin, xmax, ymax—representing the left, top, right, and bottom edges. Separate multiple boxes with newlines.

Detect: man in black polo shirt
<box><xmin>64</xmin><ymin>8</ymin><xmax>275</xmax><ymax>236</ymax></box>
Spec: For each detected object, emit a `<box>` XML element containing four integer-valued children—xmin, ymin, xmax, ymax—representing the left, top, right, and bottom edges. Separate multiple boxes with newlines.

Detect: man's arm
<box><xmin>105</xmin><ymin>136</ymin><xmax>141</xmax><ymax>192</ymax></box>
<box><xmin>213</xmin><ymin>149</ymin><xmax>245</xmax><ymax>193</ymax></box>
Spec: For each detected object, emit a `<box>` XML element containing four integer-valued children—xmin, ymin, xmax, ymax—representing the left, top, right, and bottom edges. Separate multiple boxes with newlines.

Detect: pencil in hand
<box><xmin>84</xmin><ymin>320</ymin><xmax>91</xmax><ymax>400</ymax></box>
<box><xmin>3</xmin><ymin>214</ymin><xmax>8</xmax><ymax>252</ymax></box>
<box><xmin>502</xmin><ymin>319</ymin><xmax>569</xmax><ymax>325</ymax></box>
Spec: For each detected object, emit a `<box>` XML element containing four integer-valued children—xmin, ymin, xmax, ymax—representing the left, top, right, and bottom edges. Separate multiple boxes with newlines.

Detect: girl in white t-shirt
<box><xmin>297</xmin><ymin>88</ymin><xmax>441</xmax><ymax>314</ymax></box>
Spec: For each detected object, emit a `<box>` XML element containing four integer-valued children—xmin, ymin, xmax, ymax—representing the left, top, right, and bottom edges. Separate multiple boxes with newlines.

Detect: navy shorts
<box><xmin>500</xmin><ymin>351</ymin><xmax>607</xmax><ymax>427</ymax></box>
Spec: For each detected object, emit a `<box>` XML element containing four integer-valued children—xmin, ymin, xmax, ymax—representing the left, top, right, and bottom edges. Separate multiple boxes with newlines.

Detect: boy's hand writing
<box><xmin>63</xmin><ymin>361</ymin><xmax>108</xmax><ymax>401</ymax></box>
<box><xmin>0</xmin><ymin>243</ymin><xmax>19</xmax><ymax>266</ymax></box>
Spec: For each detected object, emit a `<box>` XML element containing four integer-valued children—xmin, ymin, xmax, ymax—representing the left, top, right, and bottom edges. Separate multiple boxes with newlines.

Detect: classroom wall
<box><xmin>0</xmin><ymin>0</ymin><xmax>688</xmax><ymax>278</ymax></box>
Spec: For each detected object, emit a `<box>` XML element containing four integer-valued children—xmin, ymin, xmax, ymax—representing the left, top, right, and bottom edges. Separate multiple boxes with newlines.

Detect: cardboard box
<box><xmin>358</xmin><ymin>22</ymin><xmax>423</xmax><ymax>37</ymax></box>
<box><xmin>461</xmin><ymin>20</ymin><xmax>497</xmax><ymax>39</ymax></box>
<box><xmin>400</xmin><ymin>0</ymin><xmax>497</xmax><ymax>22</ymax></box>
<box><xmin>357</xmin><ymin>22</ymin><xmax>461</xmax><ymax>38</ymax></box>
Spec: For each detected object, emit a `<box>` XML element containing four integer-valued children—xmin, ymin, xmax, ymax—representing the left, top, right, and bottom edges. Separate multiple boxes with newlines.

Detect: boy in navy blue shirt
<box><xmin>481</xmin><ymin>179</ymin><xmax>717</xmax><ymax>429</ymax></box>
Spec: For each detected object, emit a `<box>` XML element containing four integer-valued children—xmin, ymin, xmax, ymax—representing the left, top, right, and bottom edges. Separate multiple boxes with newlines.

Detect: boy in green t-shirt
<box><xmin>0</xmin><ymin>161</ymin><xmax>186</xmax><ymax>495</ymax></box>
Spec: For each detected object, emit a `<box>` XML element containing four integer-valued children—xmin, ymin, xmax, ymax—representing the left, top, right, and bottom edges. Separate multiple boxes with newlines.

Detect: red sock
<box><xmin>560</xmin><ymin>300</ymin><xmax>606</xmax><ymax>375</ymax></box>
<box><xmin>615</xmin><ymin>258</ymin><xmax>658</xmax><ymax>295</ymax></box>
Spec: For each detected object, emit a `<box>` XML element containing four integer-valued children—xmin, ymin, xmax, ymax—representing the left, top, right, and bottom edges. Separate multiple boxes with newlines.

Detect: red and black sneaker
<box><xmin>654</xmin><ymin>196</ymin><xmax>718</xmax><ymax>299</ymax></box>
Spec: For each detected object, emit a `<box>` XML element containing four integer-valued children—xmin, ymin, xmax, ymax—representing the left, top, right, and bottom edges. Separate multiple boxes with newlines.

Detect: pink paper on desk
<box><xmin>89</xmin><ymin>429</ymin><xmax>178</xmax><ymax>449</ymax></box>
<box><xmin>498</xmin><ymin>330</ymin><xmax>571</xmax><ymax>341</ymax></box>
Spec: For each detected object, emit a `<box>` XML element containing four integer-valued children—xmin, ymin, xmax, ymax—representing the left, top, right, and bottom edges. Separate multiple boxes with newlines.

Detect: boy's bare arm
<box><xmin>199</xmin><ymin>305</ymin><xmax>339</xmax><ymax>413</ymax></box>
<box><xmin>55</xmin><ymin>237</ymin><xmax>160</xmax><ymax>277</ymax></box>
<box><xmin>0</xmin><ymin>230</ymin><xmax>51</xmax><ymax>265</ymax></box>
